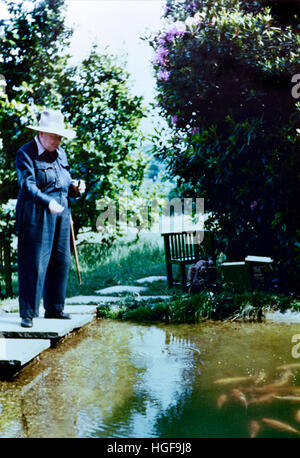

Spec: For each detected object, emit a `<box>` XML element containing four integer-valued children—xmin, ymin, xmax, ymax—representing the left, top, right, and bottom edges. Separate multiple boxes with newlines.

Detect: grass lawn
<box><xmin>66</xmin><ymin>231</ymin><xmax>174</xmax><ymax>298</ymax></box>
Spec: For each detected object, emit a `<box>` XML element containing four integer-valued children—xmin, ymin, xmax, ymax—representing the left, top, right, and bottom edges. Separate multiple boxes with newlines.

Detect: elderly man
<box><xmin>16</xmin><ymin>108</ymin><xmax>85</xmax><ymax>328</ymax></box>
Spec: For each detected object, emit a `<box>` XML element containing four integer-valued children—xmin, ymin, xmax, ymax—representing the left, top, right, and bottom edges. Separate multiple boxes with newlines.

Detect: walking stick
<box><xmin>70</xmin><ymin>214</ymin><xmax>82</xmax><ymax>285</ymax></box>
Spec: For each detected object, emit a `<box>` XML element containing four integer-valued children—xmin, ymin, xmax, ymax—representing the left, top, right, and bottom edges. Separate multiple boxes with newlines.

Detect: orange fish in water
<box><xmin>271</xmin><ymin>370</ymin><xmax>293</xmax><ymax>387</ymax></box>
<box><xmin>213</xmin><ymin>376</ymin><xmax>253</xmax><ymax>385</ymax></box>
<box><xmin>252</xmin><ymin>370</ymin><xmax>293</xmax><ymax>391</ymax></box>
<box><xmin>262</xmin><ymin>418</ymin><xmax>300</xmax><ymax>435</ymax></box>
<box><xmin>295</xmin><ymin>410</ymin><xmax>300</xmax><ymax>423</ymax></box>
<box><xmin>232</xmin><ymin>388</ymin><xmax>247</xmax><ymax>407</ymax></box>
<box><xmin>248</xmin><ymin>393</ymin><xmax>277</xmax><ymax>405</ymax></box>
<box><xmin>249</xmin><ymin>420</ymin><xmax>260</xmax><ymax>438</ymax></box>
<box><xmin>217</xmin><ymin>394</ymin><xmax>228</xmax><ymax>408</ymax></box>
<box><xmin>276</xmin><ymin>363</ymin><xmax>300</xmax><ymax>371</ymax></box>
<box><xmin>274</xmin><ymin>395</ymin><xmax>300</xmax><ymax>402</ymax></box>
<box><xmin>246</xmin><ymin>384</ymin><xmax>300</xmax><ymax>395</ymax></box>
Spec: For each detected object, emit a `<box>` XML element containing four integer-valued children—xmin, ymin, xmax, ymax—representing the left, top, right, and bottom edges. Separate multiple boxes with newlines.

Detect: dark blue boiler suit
<box><xmin>16</xmin><ymin>139</ymin><xmax>76</xmax><ymax>319</ymax></box>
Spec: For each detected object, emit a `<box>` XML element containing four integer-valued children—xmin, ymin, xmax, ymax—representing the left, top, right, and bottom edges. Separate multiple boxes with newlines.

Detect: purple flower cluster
<box><xmin>158</xmin><ymin>20</ymin><xmax>186</xmax><ymax>45</ymax></box>
<box><xmin>157</xmin><ymin>69</ymin><xmax>171</xmax><ymax>82</ymax></box>
<box><xmin>153</xmin><ymin>46</ymin><xmax>169</xmax><ymax>66</ymax></box>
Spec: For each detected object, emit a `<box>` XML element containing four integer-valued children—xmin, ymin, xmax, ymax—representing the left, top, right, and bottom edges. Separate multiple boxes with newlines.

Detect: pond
<box><xmin>0</xmin><ymin>318</ymin><xmax>299</xmax><ymax>438</ymax></box>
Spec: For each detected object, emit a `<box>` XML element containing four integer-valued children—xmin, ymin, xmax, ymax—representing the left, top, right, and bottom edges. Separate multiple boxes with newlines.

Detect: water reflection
<box><xmin>0</xmin><ymin>319</ymin><xmax>299</xmax><ymax>437</ymax></box>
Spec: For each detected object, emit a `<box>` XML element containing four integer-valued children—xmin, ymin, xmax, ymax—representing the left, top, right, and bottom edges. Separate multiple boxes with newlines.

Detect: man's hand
<box><xmin>49</xmin><ymin>199</ymin><xmax>64</xmax><ymax>214</ymax></box>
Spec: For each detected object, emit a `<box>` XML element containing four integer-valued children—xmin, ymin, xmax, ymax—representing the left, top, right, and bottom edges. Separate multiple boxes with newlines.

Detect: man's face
<box><xmin>39</xmin><ymin>132</ymin><xmax>62</xmax><ymax>152</ymax></box>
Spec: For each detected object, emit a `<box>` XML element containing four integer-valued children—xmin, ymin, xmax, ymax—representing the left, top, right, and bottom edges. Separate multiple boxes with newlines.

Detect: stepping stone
<box><xmin>135</xmin><ymin>276</ymin><xmax>167</xmax><ymax>284</ymax></box>
<box><xmin>63</xmin><ymin>305</ymin><xmax>98</xmax><ymax>314</ymax></box>
<box><xmin>65</xmin><ymin>296</ymin><xmax>122</xmax><ymax>305</ymax></box>
<box><xmin>95</xmin><ymin>285</ymin><xmax>147</xmax><ymax>294</ymax></box>
<box><xmin>0</xmin><ymin>338</ymin><xmax>50</xmax><ymax>375</ymax></box>
<box><xmin>25</xmin><ymin>305</ymin><xmax>99</xmax><ymax>315</ymax></box>
<box><xmin>0</xmin><ymin>314</ymin><xmax>93</xmax><ymax>341</ymax></box>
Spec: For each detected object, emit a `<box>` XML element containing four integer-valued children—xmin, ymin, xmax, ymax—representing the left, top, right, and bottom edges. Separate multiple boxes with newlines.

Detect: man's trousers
<box><xmin>17</xmin><ymin>192</ymin><xmax>71</xmax><ymax>319</ymax></box>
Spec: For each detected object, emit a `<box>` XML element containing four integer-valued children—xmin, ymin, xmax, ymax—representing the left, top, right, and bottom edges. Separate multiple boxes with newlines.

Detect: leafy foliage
<box><xmin>97</xmin><ymin>289</ymin><xmax>298</xmax><ymax>324</ymax></box>
<box><xmin>147</xmin><ymin>0</ymin><xmax>300</xmax><ymax>292</ymax></box>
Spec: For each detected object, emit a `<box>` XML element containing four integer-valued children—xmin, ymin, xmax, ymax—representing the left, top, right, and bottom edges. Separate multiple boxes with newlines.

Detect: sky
<box><xmin>65</xmin><ymin>0</ymin><xmax>167</xmax><ymax>135</ymax></box>
<box><xmin>0</xmin><ymin>0</ymin><xmax>167</xmax><ymax>135</ymax></box>
<box><xmin>66</xmin><ymin>1</ymin><xmax>165</xmax><ymax>102</ymax></box>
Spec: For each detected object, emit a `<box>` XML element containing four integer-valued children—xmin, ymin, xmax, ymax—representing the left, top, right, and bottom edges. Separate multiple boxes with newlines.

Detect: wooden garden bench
<box><xmin>161</xmin><ymin>230</ymin><xmax>214</xmax><ymax>291</ymax></box>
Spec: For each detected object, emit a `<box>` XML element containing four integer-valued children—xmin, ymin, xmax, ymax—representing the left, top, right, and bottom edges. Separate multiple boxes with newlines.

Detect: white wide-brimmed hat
<box><xmin>26</xmin><ymin>108</ymin><xmax>76</xmax><ymax>140</ymax></box>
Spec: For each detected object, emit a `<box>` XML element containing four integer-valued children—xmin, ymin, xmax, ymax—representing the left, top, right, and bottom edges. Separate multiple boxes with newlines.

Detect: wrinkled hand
<box><xmin>49</xmin><ymin>199</ymin><xmax>64</xmax><ymax>214</ymax></box>
<box><xmin>72</xmin><ymin>179</ymin><xmax>86</xmax><ymax>196</ymax></box>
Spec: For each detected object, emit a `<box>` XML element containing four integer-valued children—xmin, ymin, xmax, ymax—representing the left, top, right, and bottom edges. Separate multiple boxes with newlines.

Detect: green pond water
<box><xmin>0</xmin><ymin>318</ymin><xmax>300</xmax><ymax>438</ymax></box>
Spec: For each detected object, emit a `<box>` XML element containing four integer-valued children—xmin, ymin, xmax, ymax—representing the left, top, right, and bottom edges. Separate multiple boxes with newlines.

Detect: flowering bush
<box><xmin>148</xmin><ymin>0</ymin><xmax>300</xmax><ymax>292</ymax></box>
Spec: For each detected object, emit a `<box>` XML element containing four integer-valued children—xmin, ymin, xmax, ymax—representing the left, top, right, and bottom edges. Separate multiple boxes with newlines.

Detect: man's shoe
<box><xmin>21</xmin><ymin>318</ymin><xmax>33</xmax><ymax>328</ymax></box>
<box><xmin>44</xmin><ymin>311</ymin><xmax>71</xmax><ymax>319</ymax></box>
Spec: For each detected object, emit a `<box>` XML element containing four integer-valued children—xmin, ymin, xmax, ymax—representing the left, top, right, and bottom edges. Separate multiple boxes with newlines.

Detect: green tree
<box><xmin>148</xmin><ymin>0</ymin><xmax>300</xmax><ymax>292</ymax></box>
<box><xmin>0</xmin><ymin>0</ymin><xmax>71</xmax><ymax>105</ymax></box>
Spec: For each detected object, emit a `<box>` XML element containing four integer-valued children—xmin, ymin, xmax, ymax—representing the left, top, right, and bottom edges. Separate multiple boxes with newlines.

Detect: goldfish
<box><xmin>213</xmin><ymin>376</ymin><xmax>253</xmax><ymax>385</ymax></box>
<box><xmin>271</xmin><ymin>370</ymin><xmax>293</xmax><ymax>387</ymax></box>
<box><xmin>248</xmin><ymin>393</ymin><xmax>277</xmax><ymax>405</ymax></box>
<box><xmin>274</xmin><ymin>395</ymin><xmax>300</xmax><ymax>402</ymax></box>
<box><xmin>249</xmin><ymin>420</ymin><xmax>260</xmax><ymax>438</ymax></box>
<box><xmin>276</xmin><ymin>363</ymin><xmax>300</xmax><ymax>371</ymax></box>
<box><xmin>232</xmin><ymin>388</ymin><xmax>247</xmax><ymax>407</ymax></box>
<box><xmin>217</xmin><ymin>394</ymin><xmax>228</xmax><ymax>408</ymax></box>
<box><xmin>262</xmin><ymin>417</ymin><xmax>300</xmax><ymax>435</ymax></box>
<box><xmin>246</xmin><ymin>385</ymin><xmax>300</xmax><ymax>395</ymax></box>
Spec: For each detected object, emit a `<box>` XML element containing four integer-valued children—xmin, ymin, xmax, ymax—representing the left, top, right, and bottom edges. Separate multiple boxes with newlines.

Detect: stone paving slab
<box><xmin>0</xmin><ymin>338</ymin><xmax>50</xmax><ymax>373</ymax></box>
<box><xmin>95</xmin><ymin>285</ymin><xmax>148</xmax><ymax>294</ymax></box>
<box><xmin>0</xmin><ymin>314</ymin><xmax>93</xmax><ymax>339</ymax></box>
<box><xmin>63</xmin><ymin>305</ymin><xmax>98</xmax><ymax>314</ymax></box>
<box><xmin>8</xmin><ymin>305</ymin><xmax>98</xmax><ymax>316</ymax></box>
<box><xmin>135</xmin><ymin>276</ymin><xmax>167</xmax><ymax>284</ymax></box>
<box><xmin>65</xmin><ymin>295</ymin><xmax>121</xmax><ymax>304</ymax></box>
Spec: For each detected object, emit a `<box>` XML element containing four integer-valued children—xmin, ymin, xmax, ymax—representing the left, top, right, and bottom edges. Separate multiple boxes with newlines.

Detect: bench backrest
<box><xmin>162</xmin><ymin>230</ymin><xmax>213</xmax><ymax>262</ymax></box>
